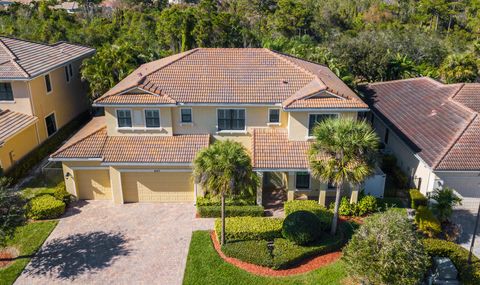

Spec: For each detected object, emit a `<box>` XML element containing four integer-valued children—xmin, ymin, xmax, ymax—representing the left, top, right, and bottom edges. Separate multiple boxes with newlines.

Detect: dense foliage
<box><xmin>343</xmin><ymin>209</ymin><xmax>429</xmax><ymax>285</ymax></box>
<box><xmin>409</xmin><ymin>189</ymin><xmax>428</xmax><ymax>209</ymax></box>
<box><xmin>333</xmin><ymin>195</ymin><xmax>379</xmax><ymax>217</ymax></box>
<box><xmin>430</xmin><ymin>187</ymin><xmax>462</xmax><ymax>222</ymax></box>
<box><xmin>0</xmin><ymin>183</ymin><xmax>26</xmax><ymax>246</ymax></box>
<box><xmin>283</xmin><ymin>200</ymin><xmax>332</xmax><ymax>231</ymax></box>
<box><xmin>26</xmin><ymin>194</ymin><xmax>66</xmax><ymax>220</ymax></box>
<box><xmin>0</xmin><ymin>0</ymin><xmax>477</xmax><ymax>98</ymax></box>
<box><xmin>214</xmin><ymin>217</ymin><xmax>283</xmax><ymax>241</ymax></box>
<box><xmin>282</xmin><ymin>210</ymin><xmax>322</xmax><ymax>245</ymax></box>
<box><xmin>415</xmin><ymin>206</ymin><xmax>442</xmax><ymax>237</ymax></box>
<box><xmin>196</xmin><ymin>205</ymin><xmax>264</xmax><ymax>218</ymax></box>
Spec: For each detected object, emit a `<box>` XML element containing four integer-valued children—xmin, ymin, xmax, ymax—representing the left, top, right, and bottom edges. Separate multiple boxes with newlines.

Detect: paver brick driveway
<box><xmin>15</xmin><ymin>201</ymin><xmax>214</xmax><ymax>285</ymax></box>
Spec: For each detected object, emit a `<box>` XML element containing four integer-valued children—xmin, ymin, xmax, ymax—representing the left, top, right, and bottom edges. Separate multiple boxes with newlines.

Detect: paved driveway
<box><xmin>452</xmin><ymin>206</ymin><xmax>480</xmax><ymax>258</ymax></box>
<box><xmin>15</xmin><ymin>201</ymin><xmax>214</xmax><ymax>285</ymax></box>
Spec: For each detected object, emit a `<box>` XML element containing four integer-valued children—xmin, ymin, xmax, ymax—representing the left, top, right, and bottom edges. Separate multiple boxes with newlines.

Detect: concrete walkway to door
<box><xmin>15</xmin><ymin>201</ymin><xmax>214</xmax><ymax>285</ymax></box>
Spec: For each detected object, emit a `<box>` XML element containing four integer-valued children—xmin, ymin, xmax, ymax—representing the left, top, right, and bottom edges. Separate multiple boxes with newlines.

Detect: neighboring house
<box><xmin>51</xmin><ymin>48</ymin><xmax>375</xmax><ymax>205</ymax></box>
<box><xmin>0</xmin><ymin>36</ymin><xmax>95</xmax><ymax>171</ymax></box>
<box><xmin>52</xmin><ymin>1</ymin><xmax>80</xmax><ymax>13</ymax></box>
<box><xmin>362</xmin><ymin>77</ymin><xmax>480</xmax><ymax>204</ymax></box>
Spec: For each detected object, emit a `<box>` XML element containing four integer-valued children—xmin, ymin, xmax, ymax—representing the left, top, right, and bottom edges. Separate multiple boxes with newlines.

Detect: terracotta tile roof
<box><xmin>0</xmin><ymin>37</ymin><xmax>95</xmax><ymax>79</ymax></box>
<box><xmin>95</xmin><ymin>48</ymin><xmax>366</xmax><ymax>109</ymax></box>
<box><xmin>51</xmin><ymin>117</ymin><xmax>210</xmax><ymax>164</ymax></box>
<box><xmin>94</xmin><ymin>91</ymin><xmax>175</xmax><ymax>105</ymax></box>
<box><xmin>363</xmin><ymin>77</ymin><xmax>480</xmax><ymax>171</ymax></box>
<box><xmin>0</xmin><ymin>109</ymin><xmax>37</xmax><ymax>144</ymax></box>
<box><xmin>451</xmin><ymin>83</ymin><xmax>480</xmax><ymax>113</ymax></box>
<box><xmin>252</xmin><ymin>128</ymin><xmax>311</xmax><ymax>169</ymax></box>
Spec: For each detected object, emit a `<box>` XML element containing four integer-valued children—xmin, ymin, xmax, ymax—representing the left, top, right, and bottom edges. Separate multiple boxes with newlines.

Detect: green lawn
<box><xmin>0</xmin><ymin>221</ymin><xmax>58</xmax><ymax>285</ymax></box>
<box><xmin>183</xmin><ymin>231</ymin><xmax>347</xmax><ymax>285</ymax></box>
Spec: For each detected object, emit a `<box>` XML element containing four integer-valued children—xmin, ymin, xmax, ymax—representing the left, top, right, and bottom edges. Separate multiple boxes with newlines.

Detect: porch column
<box><xmin>256</xmin><ymin>172</ymin><xmax>263</xmax><ymax>205</ymax></box>
<box><xmin>319</xmin><ymin>189</ymin><xmax>327</xmax><ymax>207</ymax></box>
<box><xmin>109</xmin><ymin>167</ymin><xmax>124</xmax><ymax>204</ymax></box>
<box><xmin>350</xmin><ymin>184</ymin><xmax>359</xmax><ymax>204</ymax></box>
<box><xmin>194</xmin><ymin>183</ymin><xmax>198</xmax><ymax>205</ymax></box>
<box><xmin>287</xmin><ymin>171</ymin><xmax>295</xmax><ymax>201</ymax></box>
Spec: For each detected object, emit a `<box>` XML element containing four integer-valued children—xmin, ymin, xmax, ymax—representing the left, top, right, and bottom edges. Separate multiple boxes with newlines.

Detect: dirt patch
<box><xmin>210</xmin><ymin>231</ymin><xmax>342</xmax><ymax>277</ymax></box>
<box><xmin>0</xmin><ymin>247</ymin><xmax>20</xmax><ymax>268</ymax></box>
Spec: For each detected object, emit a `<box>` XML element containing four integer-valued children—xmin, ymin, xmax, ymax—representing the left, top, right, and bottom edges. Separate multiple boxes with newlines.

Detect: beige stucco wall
<box><xmin>105</xmin><ymin>107</ymin><xmax>173</xmax><ymax>136</ymax></box>
<box><xmin>0</xmin><ymin>124</ymin><xmax>39</xmax><ymax>171</ymax></box>
<box><xmin>288</xmin><ymin>111</ymin><xmax>358</xmax><ymax>141</ymax></box>
<box><xmin>0</xmin><ymin>81</ymin><xmax>33</xmax><ymax>115</ymax></box>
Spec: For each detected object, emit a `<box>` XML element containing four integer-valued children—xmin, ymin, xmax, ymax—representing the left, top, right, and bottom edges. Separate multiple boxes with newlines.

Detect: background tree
<box><xmin>343</xmin><ymin>209</ymin><xmax>430</xmax><ymax>285</ymax></box>
<box><xmin>431</xmin><ymin>187</ymin><xmax>462</xmax><ymax>223</ymax></box>
<box><xmin>0</xmin><ymin>178</ymin><xmax>26</xmax><ymax>246</ymax></box>
<box><xmin>440</xmin><ymin>53</ymin><xmax>479</xmax><ymax>83</ymax></box>
<box><xmin>309</xmin><ymin>118</ymin><xmax>379</xmax><ymax>234</ymax></box>
<box><xmin>193</xmin><ymin>140</ymin><xmax>258</xmax><ymax>245</ymax></box>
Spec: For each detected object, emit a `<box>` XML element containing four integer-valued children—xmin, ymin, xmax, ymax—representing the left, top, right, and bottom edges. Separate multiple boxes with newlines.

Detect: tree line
<box><xmin>0</xmin><ymin>0</ymin><xmax>478</xmax><ymax>97</ymax></box>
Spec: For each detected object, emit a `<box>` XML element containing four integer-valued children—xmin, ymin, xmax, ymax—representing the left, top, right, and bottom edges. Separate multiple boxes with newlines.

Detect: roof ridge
<box><xmin>368</xmin><ymin>76</ymin><xmax>433</xmax><ymax>86</ymax></box>
<box><xmin>0</xmin><ymin>38</ymin><xmax>30</xmax><ymax>78</ymax></box>
<box><xmin>447</xmin><ymin>83</ymin><xmax>478</xmax><ymax>115</ymax></box>
<box><xmin>264</xmin><ymin>49</ymin><xmax>318</xmax><ymax>79</ymax></box>
<box><xmin>434</xmin><ymin>113</ymin><xmax>478</xmax><ymax>170</ymax></box>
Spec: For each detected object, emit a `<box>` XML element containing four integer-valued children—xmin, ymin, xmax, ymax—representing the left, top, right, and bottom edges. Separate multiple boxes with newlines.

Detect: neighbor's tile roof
<box><xmin>363</xmin><ymin>77</ymin><xmax>480</xmax><ymax>171</ymax></box>
<box><xmin>0</xmin><ymin>37</ymin><xmax>95</xmax><ymax>79</ymax></box>
<box><xmin>252</xmin><ymin>128</ymin><xmax>311</xmax><ymax>169</ymax></box>
<box><xmin>95</xmin><ymin>48</ymin><xmax>366</xmax><ymax>109</ymax></box>
<box><xmin>0</xmin><ymin>109</ymin><xmax>37</xmax><ymax>144</ymax></box>
<box><xmin>51</xmin><ymin>117</ymin><xmax>210</xmax><ymax>164</ymax></box>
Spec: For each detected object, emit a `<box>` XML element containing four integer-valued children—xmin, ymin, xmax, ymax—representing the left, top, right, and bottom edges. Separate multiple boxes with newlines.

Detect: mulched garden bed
<box><xmin>0</xmin><ymin>247</ymin><xmax>19</xmax><ymax>268</ymax></box>
<box><xmin>210</xmin><ymin>231</ymin><xmax>341</xmax><ymax>277</ymax></box>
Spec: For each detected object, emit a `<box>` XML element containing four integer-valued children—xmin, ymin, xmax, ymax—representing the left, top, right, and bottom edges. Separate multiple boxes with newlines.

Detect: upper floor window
<box><xmin>0</xmin><ymin>83</ymin><xmax>13</xmax><ymax>101</ymax></box>
<box><xmin>268</xmin><ymin>109</ymin><xmax>280</xmax><ymax>124</ymax></box>
<box><xmin>217</xmin><ymin>109</ymin><xmax>245</xmax><ymax>131</ymax></box>
<box><xmin>295</xmin><ymin>172</ymin><xmax>310</xmax><ymax>189</ymax></box>
<box><xmin>145</xmin><ymin>109</ymin><xmax>160</xmax><ymax>128</ymax></box>
<box><xmin>45</xmin><ymin>113</ymin><xmax>57</xmax><ymax>137</ymax></box>
<box><xmin>180</xmin><ymin>108</ymin><xmax>192</xmax><ymax>123</ymax></box>
<box><xmin>308</xmin><ymin>113</ymin><xmax>338</xmax><ymax>136</ymax></box>
<box><xmin>65</xmin><ymin>64</ymin><xmax>73</xmax><ymax>83</ymax></box>
<box><xmin>117</xmin><ymin>109</ymin><xmax>132</xmax><ymax>128</ymax></box>
<box><xmin>45</xmin><ymin>74</ymin><xmax>52</xmax><ymax>93</ymax></box>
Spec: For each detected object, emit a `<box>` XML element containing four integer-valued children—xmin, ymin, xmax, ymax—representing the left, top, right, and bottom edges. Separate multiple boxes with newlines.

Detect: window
<box><xmin>384</xmin><ymin>128</ymin><xmax>390</xmax><ymax>144</ymax></box>
<box><xmin>45</xmin><ymin>113</ymin><xmax>57</xmax><ymax>137</ymax></box>
<box><xmin>180</xmin><ymin>108</ymin><xmax>192</xmax><ymax>123</ymax></box>
<box><xmin>68</xmin><ymin>64</ymin><xmax>73</xmax><ymax>77</ymax></box>
<box><xmin>308</xmin><ymin>114</ymin><xmax>338</xmax><ymax>136</ymax></box>
<box><xmin>117</xmin><ymin>110</ymin><xmax>132</xmax><ymax>128</ymax></box>
<box><xmin>217</xmin><ymin>109</ymin><xmax>245</xmax><ymax>131</ymax></box>
<box><xmin>268</xmin><ymin>109</ymin><xmax>280</xmax><ymax>124</ymax></box>
<box><xmin>45</xmin><ymin>74</ymin><xmax>52</xmax><ymax>93</ymax></box>
<box><xmin>0</xmin><ymin>83</ymin><xmax>13</xmax><ymax>101</ymax></box>
<box><xmin>327</xmin><ymin>181</ymin><xmax>335</xmax><ymax>189</ymax></box>
<box><xmin>295</xmin><ymin>172</ymin><xmax>310</xmax><ymax>189</ymax></box>
<box><xmin>145</xmin><ymin>109</ymin><xmax>160</xmax><ymax>128</ymax></box>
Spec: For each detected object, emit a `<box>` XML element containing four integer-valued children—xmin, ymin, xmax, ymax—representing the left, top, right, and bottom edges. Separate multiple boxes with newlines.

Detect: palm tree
<box><xmin>309</xmin><ymin>118</ymin><xmax>379</xmax><ymax>234</ymax></box>
<box><xmin>193</xmin><ymin>140</ymin><xmax>258</xmax><ymax>245</ymax></box>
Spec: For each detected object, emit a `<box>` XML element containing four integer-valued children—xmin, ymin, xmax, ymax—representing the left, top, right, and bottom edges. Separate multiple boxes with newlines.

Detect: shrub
<box><xmin>356</xmin><ymin>195</ymin><xmax>378</xmax><ymax>216</ymax></box>
<box><xmin>222</xmin><ymin>239</ymin><xmax>273</xmax><ymax>268</ymax></box>
<box><xmin>197</xmin><ymin>205</ymin><xmax>264</xmax><ymax>217</ymax></box>
<box><xmin>414</xmin><ymin>206</ymin><xmax>441</xmax><ymax>237</ymax></box>
<box><xmin>215</xmin><ymin>217</ymin><xmax>283</xmax><ymax>241</ymax></box>
<box><xmin>282</xmin><ymin>211</ymin><xmax>322</xmax><ymax>245</ymax></box>
<box><xmin>342</xmin><ymin>209</ymin><xmax>430</xmax><ymax>285</ymax></box>
<box><xmin>52</xmin><ymin>182</ymin><xmax>72</xmax><ymax>205</ymax></box>
<box><xmin>338</xmin><ymin>196</ymin><xmax>355</xmax><ymax>216</ymax></box>
<box><xmin>284</xmin><ymin>200</ymin><xmax>332</xmax><ymax>231</ymax></box>
<box><xmin>27</xmin><ymin>195</ymin><xmax>65</xmax><ymax>220</ymax></box>
<box><xmin>423</xmin><ymin>238</ymin><xmax>480</xmax><ymax>285</ymax></box>
<box><xmin>196</xmin><ymin>196</ymin><xmax>256</xmax><ymax>206</ymax></box>
<box><xmin>430</xmin><ymin>187</ymin><xmax>462</xmax><ymax>222</ymax></box>
<box><xmin>409</xmin><ymin>189</ymin><xmax>428</xmax><ymax>209</ymax></box>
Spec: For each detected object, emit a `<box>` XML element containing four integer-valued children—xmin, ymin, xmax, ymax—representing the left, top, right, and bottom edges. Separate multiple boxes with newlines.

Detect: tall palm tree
<box><xmin>309</xmin><ymin>118</ymin><xmax>379</xmax><ymax>234</ymax></box>
<box><xmin>193</xmin><ymin>140</ymin><xmax>258</xmax><ymax>245</ymax></box>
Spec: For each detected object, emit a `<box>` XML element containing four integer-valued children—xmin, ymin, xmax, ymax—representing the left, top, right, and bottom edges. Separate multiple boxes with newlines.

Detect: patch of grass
<box><xmin>0</xmin><ymin>221</ymin><xmax>58</xmax><ymax>285</ymax></box>
<box><xmin>183</xmin><ymin>231</ymin><xmax>347</xmax><ymax>285</ymax></box>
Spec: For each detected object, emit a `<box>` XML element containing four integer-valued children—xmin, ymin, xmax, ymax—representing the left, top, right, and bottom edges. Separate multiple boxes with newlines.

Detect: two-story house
<box><xmin>0</xmin><ymin>37</ymin><xmax>95</xmax><ymax>171</ymax></box>
<box><xmin>51</xmin><ymin>48</ymin><xmax>370</xmax><ymax>205</ymax></box>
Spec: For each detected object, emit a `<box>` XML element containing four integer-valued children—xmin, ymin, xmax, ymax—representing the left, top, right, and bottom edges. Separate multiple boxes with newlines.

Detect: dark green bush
<box><xmin>409</xmin><ymin>189</ymin><xmax>428</xmax><ymax>209</ymax></box>
<box><xmin>197</xmin><ymin>205</ymin><xmax>264</xmax><ymax>217</ymax></box>
<box><xmin>52</xmin><ymin>182</ymin><xmax>72</xmax><ymax>205</ymax></box>
<box><xmin>215</xmin><ymin>217</ymin><xmax>283</xmax><ymax>241</ymax></box>
<box><xmin>196</xmin><ymin>196</ymin><xmax>256</xmax><ymax>206</ymax></box>
<box><xmin>338</xmin><ymin>196</ymin><xmax>356</xmax><ymax>216</ymax></box>
<box><xmin>222</xmin><ymin>239</ymin><xmax>273</xmax><ymax>268</ymax></box>
<box><xmin>282</xmin><ymin>211</ymin><xmax>322</xmax><ymax>245</ymax></box>
<box><xmin>414</xmin><ymin>206</ymin><xmax>441</xmax><ymax>237</ymax></box>
<box><xmin>27</xmin><ymin>195</ymin><xmax>65</xmax><ymax>220</ymax></box>
<box><xmin>284</xmin><ymin>200</ymin><xmax>332</xmax><ymax>231</ymax></box>
<box><xmin>423</xmin><ymin>238</ymin><xmax>480</xmax><ymax>285</ymax></box>
<box><xmin>356</xmin><ymin>195</ymin><xmax>378</xmax><ymax>216</ymax></box>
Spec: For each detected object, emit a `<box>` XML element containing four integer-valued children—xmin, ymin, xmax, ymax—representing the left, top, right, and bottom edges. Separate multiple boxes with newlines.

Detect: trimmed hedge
<box><xmin>215</xmin><ymin>217</ymin><xmax>283</xmax><ymax>241</ymax></box>
<box><xmin>196</xmin><ymin>196</ymin><xmax>256</xmax><ymax>206</ymax></box>
<box><xmin>221</xmin><ymin>239</ymin><xmax>273</xmax><ymax>268</ymax></box>
<box><xmin>284</xmin><ymin>200</ymin><xmax>332</xmax><ymax>231</ymax></box>
<box><xmin>197</xmin><ymin>205</ymin><xmax>264</xmax><ymax>217</ymax></box>
<box><xmin>415</xmin><ymin>206</ymin><xmax>441</xmax><ymax>237</ymax></box>
<box><xmin>409</xmin><ymin>189</ymin><xmax>428</xmax><ymax>209</ymax></box>
<box><xmin>282</xmin><ymin>211</ymin><xmax>322</xmax><ymax>245</ymax></box>
<box><xmin>423</xmin><ymin>238</ymin><xmax>480</xmax><ymax>285</ymax></box>
<box><xmin>52</xmin><ymin>182</ymin><xmax>73</xmax><ymax>205</ymax></box>
<box><xmin>5</xmin><ymin>111</ymin><xmax>90</xmax><ymax>184</ymax></box>
<box><xmin>27</xmin><ymin>194</ymin><xmax>66</xmax><ymax>220</ymax></box>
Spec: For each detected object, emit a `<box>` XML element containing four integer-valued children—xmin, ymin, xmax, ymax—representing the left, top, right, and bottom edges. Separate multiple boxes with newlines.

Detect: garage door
<box><xmin>76</xmin><ymin>170</ymin><xmax>112</xmax><ymax>200</ymax></box>
<box><xmin>122</xmin><ymin>172</ymin><xmax>193</xmax><ymax>202</ymax></box>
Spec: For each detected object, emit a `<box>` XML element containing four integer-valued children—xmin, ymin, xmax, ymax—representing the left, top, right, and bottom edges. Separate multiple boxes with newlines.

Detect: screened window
<box><xmin>308</xmin><ymin>114</ymin><xmax>338</xmax><ymax>136</ymax></box>
<box><xmin>0</xmin><ymin>83</ymin><xmax>13</xmax><ymax>101</ymax></box>
<box><xmin>117</xmin><ymin>110</ymin><xmax>132</xmax><ymax>128</ymax></box>
<box><xmin>268</xmin><ymin>109</ymin><xmax>280</xmax><ymax>123</ymax></box>
<box><xmin>296</xmin><ymin>172</ymin><xmax>310</xmax><ymax>189</ymax></box>
<box><xmin>181</xmin><ymin>108</ymin><xmax>192</xmax><ymax>123</ymax></box>
<box><xmin>145</xmin><ymin>109</ymin><xmax>160</xmax><ymax>128</ymax></box>
<box><xmin>45</xmin><ymin>113</ymin><xmax>57</xmax><ymax>137</ymax></box>
<box><xmin>217</xmin><ymin>109</ymin><xmax>245</xmax><ymax>131</ymax></box>
<box><xmin>45</xmin><ymin>74</ymin><xmax>52</xmax><ymax>93</ymax></box>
